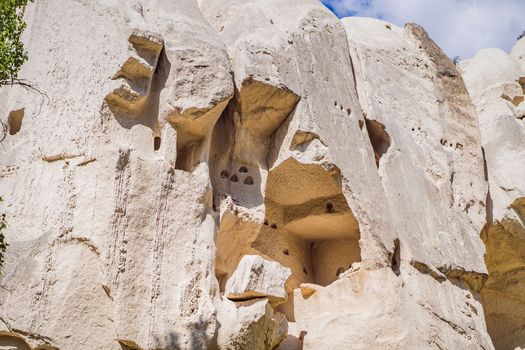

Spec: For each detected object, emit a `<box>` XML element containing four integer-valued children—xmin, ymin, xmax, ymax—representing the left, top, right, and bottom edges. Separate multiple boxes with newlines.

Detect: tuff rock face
<box><xmin>0</xmin><ymin>1</ymin><xmax>523</xmax><ymax>350</ymax></box>
<box><xmin>460</xmin><ymin>44</ymin><xmax>525</xmax><ymax>350</ymax></box>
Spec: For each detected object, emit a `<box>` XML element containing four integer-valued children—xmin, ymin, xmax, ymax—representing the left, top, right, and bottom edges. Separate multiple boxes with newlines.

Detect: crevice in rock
<box><xmin>7</xmin><ymin>109</ymin><xmax>24</xmax><ymax>135</ymax></box>
<box><xmin>364</xmin><ymin>117</ymin><xmax>391</xmax><ymax>167</ymax></box>
<box><xmin>102</xmin><ymin>284</ymin><xmax>112</xmax><ymax>300</ymax></box>
<box><xmin>59</xmin><ymin>236</ymin><xmax>100</xmax><ymax>256</ymax></box>
<box><xmin>481</xmin><ymin>147</ymin><xmax>494</xmax><ymax>226</ymax></box>
<box><xmin>411</xmin><ymin>259</ymin><xmax>486</xmax><ymax>293</ymax></box>
<box><xmin>391</xmin><ymin>239</ymin><xmax>401</xmax><ymax>276</ymax></box>
<box><xmin>410</xmin><ymin>260</ymin><xmax>446</xmax><ymax>283</ymax></box>
<box><xmin>423</xmin><ymin>307</ymin><xmax>469</xmax><ymax>337</ymax></box>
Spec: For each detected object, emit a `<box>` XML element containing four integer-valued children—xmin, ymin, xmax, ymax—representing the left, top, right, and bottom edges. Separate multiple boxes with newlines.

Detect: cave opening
<box><xmin>8</xmin><ymin>109</ymin><xmax>24</xmax><ymax>135</ymax></box>
<box><xmin>364</xmin><ymin>118</ymin><xmax>391</xmax><ymax>167</ymax></box>
<box><xmin>214</xmin><ymin>158</ymin><xmax>362</xmax><ymax>321</ymax></box>
<box><xmin>153</xmin><ymin>136</ymin><xmax>161</xmax><ymax>151</ymax></box>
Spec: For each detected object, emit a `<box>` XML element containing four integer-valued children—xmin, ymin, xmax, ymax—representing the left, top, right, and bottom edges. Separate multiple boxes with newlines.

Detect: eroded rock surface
<box><xmin>225</xmin><ymin>255</ymin><xmax>291</xmax><ymax>306</ymax></box>
<box><xmin>216</xmin><ymin>299</ymin><xmax>287</xmax><ymax>350</ymax></box>
<box><xmin>461</xmin><ymin>41</ymin><xmax>525</xmax><ymax>350</ymax></box>
<box><xmin>0</xmin><ymin>0</ymin><xmax>522</xmax><ymax>349</ymax></box>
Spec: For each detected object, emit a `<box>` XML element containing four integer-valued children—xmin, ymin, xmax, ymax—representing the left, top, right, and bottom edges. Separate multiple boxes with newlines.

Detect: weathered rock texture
<box><xmin>225</xmin><ymin>255</ymin><xmax>292</xmax><ymax>306</ymax></box>
<box><xmin>460</xmin><ymin>41</ymin><xmax>525</xmax><ymax>350</ymax></box>
<box><xmin>0</xmin><ymin>0</ymin><xmax>523</xmax><ymax>349</ymax></box>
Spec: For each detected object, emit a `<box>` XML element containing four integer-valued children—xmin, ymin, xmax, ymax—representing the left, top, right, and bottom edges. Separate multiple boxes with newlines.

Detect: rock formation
<box><xmin>460</xmin><ymin>43</ymin><xmax>525</xmax><ymax>350</ymax></box>
<box><xmin>0</xmin><ymin>0</ymin><xmax>523</xmax><ymax>349</ymax></box>
<box><xmin>224</xmin><ymin>255</ymin><xmax>292</xmax><ymax>306</ymax></box>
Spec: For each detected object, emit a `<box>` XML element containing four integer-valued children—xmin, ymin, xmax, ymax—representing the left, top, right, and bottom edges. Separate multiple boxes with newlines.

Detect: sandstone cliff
<box><xmin>0</xmin><ymin>1</ymin><xmax>523</xmax><ymax>350</ymax></box>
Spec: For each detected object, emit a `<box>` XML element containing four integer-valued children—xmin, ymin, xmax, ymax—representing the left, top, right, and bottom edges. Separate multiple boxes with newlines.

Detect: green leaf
<box><xmin>0</xmin><ymin>0</ymin><xmax>33</xmax><ymax>86</ymax></box>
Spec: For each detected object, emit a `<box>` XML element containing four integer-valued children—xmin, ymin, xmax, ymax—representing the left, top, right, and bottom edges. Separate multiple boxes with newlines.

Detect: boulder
<box><xmin>217</xmin><ymin>299</ymin><xmax>288</xmax><ymax>350</ymax></box>
<box><xmin>225</xmin><ymin>255</ymin><xmax>291</xmax><ymax>306</ymax></box>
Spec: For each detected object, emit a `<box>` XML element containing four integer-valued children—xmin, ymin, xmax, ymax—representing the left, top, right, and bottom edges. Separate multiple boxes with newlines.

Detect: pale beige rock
<box><xmin>344</xmin><ymin>17</ymin><xmax>487</xmax><ymax>274</ymax></box>
<box><xmin>0</xmin><ymin>0</ymin><xmax>228</xmax><ymax>348</ymax></box>
<box><xmin>0</xmin><ymin>0</ymin><xmax>523</xmax><ymax>349</ymax></box>
<box><xmin>461</xmin><ymin>41</ymin><xmax>525</xmax><ymax>350</ymax></box>
<box><xmin>284</xmin><ymin>17</ymin><xmax>493</xmax><ymax>350</ymax></box>
<box><xmin>200</xmin><ymin>1</ymin><xmax>389</xmax><ymax>328</ymax></box>
<box><xmin>225</xmin><ymin>255</ymin><xmax>292</xmax><ymax>306</ymax></box>
<box><xmin>511</xmin><ymin>37</ymin><xmax>525</xmax><ymax>72</ymax></box>
<box><xmin>216</xmin><ymin>299</ymin><xmax>288</xmax><ymax>350</ymax></box>
<box><xmin>294</xmin><ymin>265</ymin><xmax>491</xmax><ymax>350</ymax></box>
<box><xmin>274</xmin><ymin>322</ymin><xmax>306</xmax><ymax>350</ymax></box>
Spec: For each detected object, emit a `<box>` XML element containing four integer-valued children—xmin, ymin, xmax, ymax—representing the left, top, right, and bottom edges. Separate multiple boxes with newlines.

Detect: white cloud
<box><xmin>323</xmin><ymin>0</ymin><xmax>525</xmax><ymax>59</ymax></box>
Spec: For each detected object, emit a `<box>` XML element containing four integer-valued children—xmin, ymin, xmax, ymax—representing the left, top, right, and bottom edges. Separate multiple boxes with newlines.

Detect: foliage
<box><xmin>0</xmin><ymin>0</ymin><xmax>33</xmax><ymax>87</ymax></box>
<box><xmin>0</xmin><ymin>197</ymin><xmax>6</xmax><ymax>272</ymax></box>
<box><xmin>518</xmin><ymin>31</ymin><xmax>525</xmax><ymax>41</ymax></box>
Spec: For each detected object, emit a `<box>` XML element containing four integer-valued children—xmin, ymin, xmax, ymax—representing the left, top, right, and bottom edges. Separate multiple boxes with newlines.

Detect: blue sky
<box><xmin>321</xmin><ymin>0</ymin><xmax>525</xmax><ymax>59</ymax></box>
